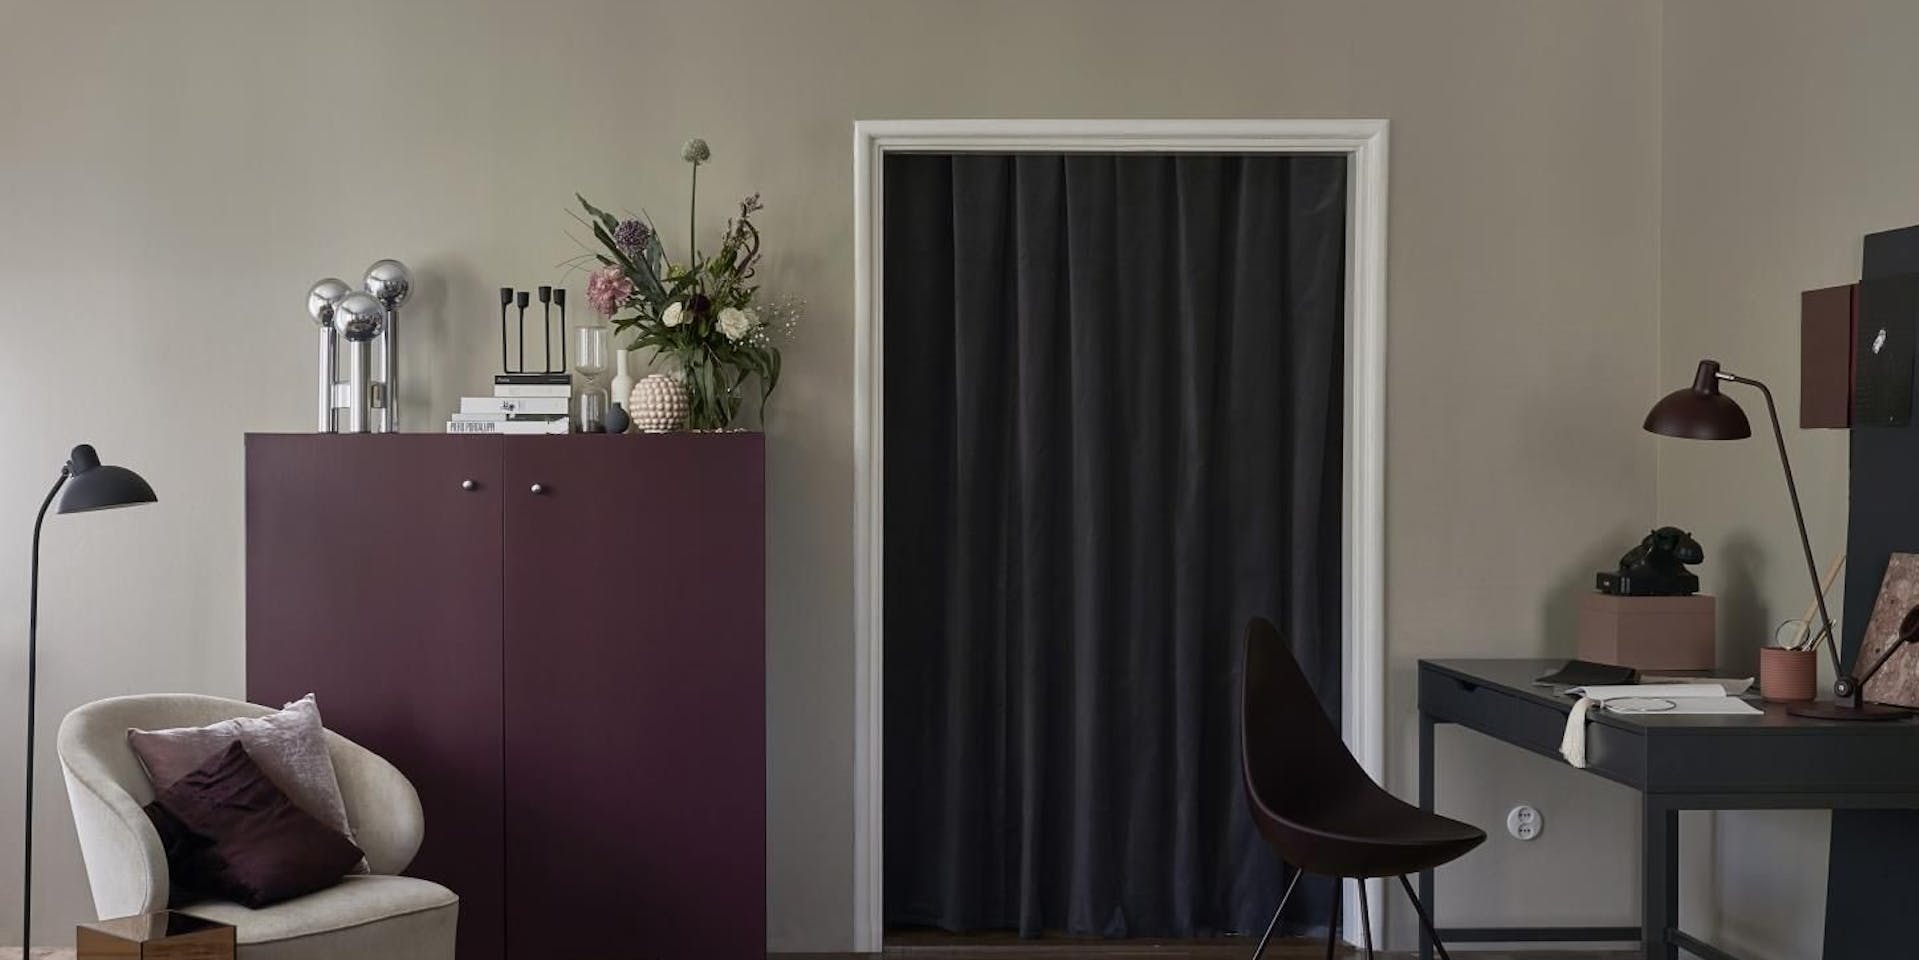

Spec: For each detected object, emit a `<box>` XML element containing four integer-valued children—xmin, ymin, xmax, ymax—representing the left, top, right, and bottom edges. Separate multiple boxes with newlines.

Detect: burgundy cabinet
<box><xmin>246</xmin><ymin>436</ymin><xmax>507</xmax><ymax>960</ymax></box>
<box><xmin>246</xmin><ymin>434</ymin><xmax>766</xmax><ymax>960</ymax></box>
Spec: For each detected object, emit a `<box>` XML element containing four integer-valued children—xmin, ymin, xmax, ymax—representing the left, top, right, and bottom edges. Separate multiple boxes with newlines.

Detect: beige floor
<box><xmin>0</xmin><ymin>950</ymin><xmax>75</xmax><ymax>960</ymax></box>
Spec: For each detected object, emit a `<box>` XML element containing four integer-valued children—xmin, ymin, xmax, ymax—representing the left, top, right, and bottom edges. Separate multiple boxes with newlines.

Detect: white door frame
<box><xmin>852</xmin><ymin>118</ymin><xmax>1389</xmax><ymax>951</ymax></box>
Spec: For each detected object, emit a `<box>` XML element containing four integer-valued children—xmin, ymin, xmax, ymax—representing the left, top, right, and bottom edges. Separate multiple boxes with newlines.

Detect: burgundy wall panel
<box><xmin>1802</xmin><ymin>282</ymin><xmax>1857</xmax><ymax>428</ymax></box>
<box><xmin>247</xmin><ymin>433</ymin><xmax>766</xmax><ymax>959</ymax></box>
<box><xmin>246</xmin><ymin>434</ymin><xmax>507</xmax><ymax>960</ymax></box>
<box><xmin>502</xmin><ymin>434</ymin><xmax>766</xmax><ymax>960</ymax></box>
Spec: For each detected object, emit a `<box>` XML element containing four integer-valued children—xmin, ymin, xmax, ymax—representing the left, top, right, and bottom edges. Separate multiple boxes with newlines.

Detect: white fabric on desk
<box><xmin>1561</xmin><ymin>696</ymin><xmax>1598</xmax><ymax>768</ymax></box>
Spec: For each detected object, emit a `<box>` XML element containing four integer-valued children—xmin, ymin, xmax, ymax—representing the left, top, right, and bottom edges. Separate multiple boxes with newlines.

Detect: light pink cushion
<box><xmin>127</xmin><ymin>694</ymin><xmax>364</xmax><ymax>870</ymax></box>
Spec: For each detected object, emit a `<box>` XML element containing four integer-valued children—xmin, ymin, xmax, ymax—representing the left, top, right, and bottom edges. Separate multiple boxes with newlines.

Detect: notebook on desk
<box><xmin>1534</xmin><ymin>658</ymin><xmax>1637</xmax><ymax>687</ymax></box>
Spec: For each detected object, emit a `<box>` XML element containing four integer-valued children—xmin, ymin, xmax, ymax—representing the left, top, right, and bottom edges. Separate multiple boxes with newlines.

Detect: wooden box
<box><xmin>76</xmin><ymin>912</ymin><xmax>234</xmax><ymax>960</ymax></box>
<box><xmin>1578</xmin><ymin>593</ymin><xmax>1717</xmax><ymax>671</ymax></box>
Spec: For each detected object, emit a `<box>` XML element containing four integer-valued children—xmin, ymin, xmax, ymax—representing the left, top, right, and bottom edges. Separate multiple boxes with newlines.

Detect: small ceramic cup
<box><xmin>1759</xmin><ymin>646</ymin><xmax>1818</xmax><ymax>702</ymax></box>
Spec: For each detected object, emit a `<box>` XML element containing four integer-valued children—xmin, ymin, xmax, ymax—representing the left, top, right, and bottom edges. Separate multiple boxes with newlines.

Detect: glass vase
<box><xmin>678</xmin><ymin>354</ymin><xmax>742</xmax><ymax>431</ymax></box>
<box><xmin>573</xmin><ymin>324</ymin><xmax>610</xmax><ymax>433</ymax></box>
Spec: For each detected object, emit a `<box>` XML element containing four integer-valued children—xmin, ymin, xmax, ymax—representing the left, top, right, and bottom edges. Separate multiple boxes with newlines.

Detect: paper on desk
<box><xmin>1567</xmin><ymin>683</ymin><xmax>1732</xmax><ymax>701</ymax></box>
<box><xmin>1601</xmin><ymin>696</ymin><xmax>1761</xmax><ymax>715</ymax></box>
<box><xmin>1559</xmin><ymin>683</ymin><xmax>1760</xmax><ymax>768</ymax></box>
<box><xmin>1645</xmin><ymin>675</ymin><xmax>1756</xmax><ymax>695</ymax></box>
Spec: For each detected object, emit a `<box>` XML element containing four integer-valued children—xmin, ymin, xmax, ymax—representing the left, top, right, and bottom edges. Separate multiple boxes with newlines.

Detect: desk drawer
<box><xmin>1419</xmin><ymin>667</ymin><xmax>1645</xmax><ymax>786</ymax></box>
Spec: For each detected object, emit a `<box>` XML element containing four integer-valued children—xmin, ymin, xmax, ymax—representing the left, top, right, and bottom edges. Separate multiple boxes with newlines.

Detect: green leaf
<box><xmin>592</xmin><ymin>222</ymin><xmax>640</xmax><ymax>272</ymax></box>
<box><xmin>577</xmin><ymin>194</ymin><xmax>619</xmax><ymax>234</ymax></box>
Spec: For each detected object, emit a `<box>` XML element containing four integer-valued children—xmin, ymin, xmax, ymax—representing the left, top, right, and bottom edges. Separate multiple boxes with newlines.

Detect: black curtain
<box><xmin>882</xmin><ymin>153</ymin><xmax>1346</xmax><ymax>939</ymax></box>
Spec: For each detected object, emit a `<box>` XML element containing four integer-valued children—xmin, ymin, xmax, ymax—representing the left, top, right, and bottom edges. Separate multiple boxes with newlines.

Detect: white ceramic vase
<box><xmin>609</xmin><ymin>349</ymin><xmax>636</xmax><ymax>412</ymax></box>
<box><xmin>629</xmin><ymin>373</ymin><xmax>690</xmax><ymax>433</ymax></box>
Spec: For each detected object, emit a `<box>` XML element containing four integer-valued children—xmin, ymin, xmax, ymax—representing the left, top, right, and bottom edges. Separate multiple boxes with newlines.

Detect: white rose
<box><xmin>660</xmin><ymin>301</ymin><xmax>685</xmax><ymax>328</ymax></box>
<box><xmin>718</xmin><ymin>306</ymin><xmax>753</xmax><ymax>341</ymax></box>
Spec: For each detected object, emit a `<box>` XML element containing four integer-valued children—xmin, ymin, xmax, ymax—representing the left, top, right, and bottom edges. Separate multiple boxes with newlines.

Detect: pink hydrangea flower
<box><xmin>586</xmin><ymin>265</ymin><xmax>636</xmax><ymax>317</ymax></box>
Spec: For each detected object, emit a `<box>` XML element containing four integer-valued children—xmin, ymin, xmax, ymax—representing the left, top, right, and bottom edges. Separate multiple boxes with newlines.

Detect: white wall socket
<box><xmin>1506</xmin><ymin>804</ymin><xmax>1542</xmax><ymax>841</ymax></box>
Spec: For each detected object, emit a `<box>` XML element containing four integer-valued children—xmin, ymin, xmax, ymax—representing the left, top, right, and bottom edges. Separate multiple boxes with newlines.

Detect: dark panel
<box><xmin>1861</xmin><ymin>223</ymin><xmax>1919</xmax><ymax>278</ymax></box>
<box><xmin>502</xmin><ymin>435</ymin><xmax>766</xmax><ymax>960</ymax></box>
<box><xmin>1830</xmin><ymin>226</ymin><xmax>1919</xmax><ymax>957</ymax></box>
<box><xmin>1853</xmin><ymin>273</ymin><xmax>1919</xmax><ymax>428</ymax></box>
<box><xmin>245</xmin><ymin>434</ymin><xmax>506</xmax><ymax>960</ymax></box>
<box><xmin>1801</xmin><ymin>283</ymin><xmax>1855</xmax><ymax>428</ymax></box>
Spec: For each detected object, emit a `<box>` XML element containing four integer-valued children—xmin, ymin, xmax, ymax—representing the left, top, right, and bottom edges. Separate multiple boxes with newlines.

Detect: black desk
<box><xmin>1416</xmin><ymin>658</ymin><xmax>1919</xmax><ymax>960</ymax></box>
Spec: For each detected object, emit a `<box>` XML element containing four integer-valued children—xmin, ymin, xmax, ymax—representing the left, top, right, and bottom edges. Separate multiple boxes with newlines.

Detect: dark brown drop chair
<box><xmin>1241</xmin><ymin>617</ymin><xmax>1485</xmax><ymax>959</ymax></box>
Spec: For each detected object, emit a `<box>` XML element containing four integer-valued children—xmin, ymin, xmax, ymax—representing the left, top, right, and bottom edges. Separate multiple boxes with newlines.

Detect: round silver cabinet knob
<box><xmin>530</xmin><ymin>483</ymin><xmax>545</xmax><ymax>495</ymax></box>
<box><xmin>461</xmin><ymin>479</ymin><xmax>477</xmax><ymax>491</ymax></box>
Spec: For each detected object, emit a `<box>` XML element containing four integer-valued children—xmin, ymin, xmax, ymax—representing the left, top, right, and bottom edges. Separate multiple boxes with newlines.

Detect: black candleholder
<box><xmin>539</xmin><ymin>286</ymin><xmax>555</xmax><ymax>374</ymax></box>
<box><xmin>498</xmin><ymin>285</ymin><xmax>571</xmax><ymax>375</ymax></box>
<box><xmin>555</xmin><ymin>288</ymin><xmax>569</xmax><ymax>373</ymax></box>
<box><xmin>498</xmin><ymin>288</ymin><xmax>518</xmax><ymax>373</ymax></box>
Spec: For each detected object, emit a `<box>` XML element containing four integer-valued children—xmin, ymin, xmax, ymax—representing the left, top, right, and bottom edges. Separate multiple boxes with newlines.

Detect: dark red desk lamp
<box><xmin>1644</xmin><ymin>359</ymin><xmax>1906</xmax><ymax>720</ymax></box>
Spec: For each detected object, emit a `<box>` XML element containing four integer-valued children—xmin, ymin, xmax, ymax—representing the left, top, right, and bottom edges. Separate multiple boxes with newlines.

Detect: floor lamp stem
<box><xmin>22</xmin><ymin>467</ymin><xmax>66</xmax><ymax>956</ymax></box>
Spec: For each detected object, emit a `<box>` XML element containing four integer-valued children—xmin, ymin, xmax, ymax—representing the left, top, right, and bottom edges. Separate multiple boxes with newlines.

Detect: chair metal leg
<box><xmin>1358</xmin><ymin>878</ymin><xmax>1374</xmax><ymax>958</ymax></box>
<box><xmin>1399</xmin><ymin>874</ymin><xmax>1454</xmax><ymax>960</ymax></box>
<box><xmin>1251</xmin><ymin>868</ymin><xmax>1305</xmax><ymax>960</ymax></box>
<box><xmin>1324</xmin><ymin>879</ymin><xmax>1342</xmax><ymax>960</ymax></box>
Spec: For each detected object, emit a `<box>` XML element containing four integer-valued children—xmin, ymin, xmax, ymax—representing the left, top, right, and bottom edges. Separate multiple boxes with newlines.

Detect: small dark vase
<box><xmin>605</xmin><ymin>404</ymin><xmax>632</xmax><ymax>435</ymax></box>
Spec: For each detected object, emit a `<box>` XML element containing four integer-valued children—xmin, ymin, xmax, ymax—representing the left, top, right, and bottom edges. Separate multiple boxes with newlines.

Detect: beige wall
<box><xmin>0</xmin><ymin>0</ymin><xmax>1665</xmax><ymax>951</ymax></box>
<box><xmin>1659</xmin><ymin>1</ymin><xmax>1919</xmax><ymax>955</ymax></box>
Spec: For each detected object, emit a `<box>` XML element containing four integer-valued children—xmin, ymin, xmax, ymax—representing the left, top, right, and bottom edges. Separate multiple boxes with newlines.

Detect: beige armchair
<box><xmin>57</xmin><ymin>694</ymin><xmax>458</xmax><ymax>960</ymax></box>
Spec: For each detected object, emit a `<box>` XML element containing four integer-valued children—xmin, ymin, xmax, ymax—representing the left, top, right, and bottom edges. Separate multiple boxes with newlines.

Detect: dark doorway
<box><xmin>882</xmin><ymin>152</ymin><xmax>1348</xmax><ymax>943</ymax></box>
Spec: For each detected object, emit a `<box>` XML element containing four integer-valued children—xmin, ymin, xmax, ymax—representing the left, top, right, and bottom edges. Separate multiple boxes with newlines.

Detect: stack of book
<box><xmin>446</xmin><ymin>374</ymin><xmax>573</xmax><ymax>434</ymax></box>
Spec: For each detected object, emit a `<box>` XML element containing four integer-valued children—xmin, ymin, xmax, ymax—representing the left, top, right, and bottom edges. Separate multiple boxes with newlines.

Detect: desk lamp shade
<box><xmin>57</xmin><ymin>444</ymin><xmax>157</xmax><ymax>513</ymax></box>
<box><xmin>1643</xmin><ymin>360</ymin><xmax>1753</xmax><ymax>440</ymax></box>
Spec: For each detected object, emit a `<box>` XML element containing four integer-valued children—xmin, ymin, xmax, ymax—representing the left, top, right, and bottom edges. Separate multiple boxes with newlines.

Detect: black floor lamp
<box><xmin>21</xmin><ymin>444</ymin><xmax>155</xmax><ymax>955</ymax></box>
<box><xmin>1643</xmin><ymin>360</ymin><xmax>1901</xmax><ymax>720</ymax></box>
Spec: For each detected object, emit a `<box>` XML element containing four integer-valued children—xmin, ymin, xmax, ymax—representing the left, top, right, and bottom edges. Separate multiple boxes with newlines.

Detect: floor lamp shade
<box><xmin>57</xmin><ymin>443</ymin><xmax>157</xmax><ymax>513</ymax></box>
<box><xmin>21</xmin><ymin>443</ymin><xmax>155</xmax><ymax>953</ymax></box>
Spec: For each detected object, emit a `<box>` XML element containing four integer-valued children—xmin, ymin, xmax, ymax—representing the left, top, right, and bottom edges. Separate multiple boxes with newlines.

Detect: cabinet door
<box><xmin>503</xmin><ymin>434</ymin><xmax>766</xmax><ymax>959</ymax></box>
<box><xmin>246</xmin><ymin>434</ymin><xmax>506</xmax><ymax>960</ymax></box>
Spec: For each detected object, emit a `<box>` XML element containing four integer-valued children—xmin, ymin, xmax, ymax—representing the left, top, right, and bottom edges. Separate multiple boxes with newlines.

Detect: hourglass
<box><xmin>573</xmin><ymin>323</ymin><xmax>611</xmax><ymax>432</ymax></box>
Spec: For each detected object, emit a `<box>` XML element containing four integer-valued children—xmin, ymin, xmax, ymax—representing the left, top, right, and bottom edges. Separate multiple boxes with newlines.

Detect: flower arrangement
<box><xmin>572</xmin><ymin>139</ymin><xmax>796</xmax><ymax>430</ymax></box>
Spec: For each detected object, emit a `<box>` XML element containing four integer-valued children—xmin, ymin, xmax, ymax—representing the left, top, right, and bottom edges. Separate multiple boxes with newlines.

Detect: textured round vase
<box><xmin>629</xmin><ymin>373</ymin><xmax>691</xmax><ymax>433</ymax></box>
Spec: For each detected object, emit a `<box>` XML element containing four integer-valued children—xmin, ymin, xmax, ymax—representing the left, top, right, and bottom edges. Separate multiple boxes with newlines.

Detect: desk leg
<box><xmin>1418</xmin><ymin>710</ymin><xmax>1435</xmax><ymax>960</ymax></box>
<box><xmin>1643</xmin><ymin>795</ymin><xmax>1678</xmax><ymax>960</ymax></box>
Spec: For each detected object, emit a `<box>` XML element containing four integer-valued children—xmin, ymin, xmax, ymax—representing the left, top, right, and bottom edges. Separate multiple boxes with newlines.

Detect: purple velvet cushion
<box><xmin>127</xmin><ymin>695</ymin><xmax>358</xmax><ymax>851</ymax></box>
<box><xmin>145</xmin><ymin>741</ymin><xmax>364</xmax><ymax>908</ymax></box>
